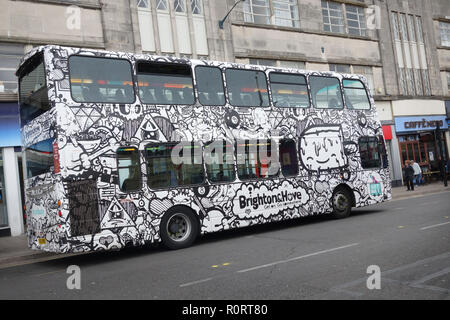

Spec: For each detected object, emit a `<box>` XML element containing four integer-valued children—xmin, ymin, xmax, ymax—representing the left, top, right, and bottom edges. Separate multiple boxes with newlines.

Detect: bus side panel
<box><xmin>66</xmin><ymin>179</ymin><xmax>101</xmax><ymax>237</ymax></box>
<box><xmin>25</xmin><ymin>174</ymin><xmax>66</xmax><ymax>253</ymax></box>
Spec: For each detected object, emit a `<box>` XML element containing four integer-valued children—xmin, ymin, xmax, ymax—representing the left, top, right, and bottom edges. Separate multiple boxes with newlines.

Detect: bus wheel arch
<box><xmin>330</xmin><ymin>184</ymin><xmax>355</xmax><ymax>219</ymax></box>
<box><xmin>159</xmin><ymin>205</ymin><xmax>200</xmax><ymax>250</ymax></box>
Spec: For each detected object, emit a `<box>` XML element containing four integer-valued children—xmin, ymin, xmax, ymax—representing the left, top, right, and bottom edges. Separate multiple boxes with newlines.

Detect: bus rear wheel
<box><xmin>160</xmin><ymin>208</ymin><xmax>199</xmax><ymax>250</ymax></box>
<box><xmin>331</xmin><ymin>188</ymin><xmax>352</xmax><ymax>219</ymax></box>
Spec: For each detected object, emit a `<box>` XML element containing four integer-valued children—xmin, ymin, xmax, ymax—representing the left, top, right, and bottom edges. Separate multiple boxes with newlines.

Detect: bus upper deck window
<box><xmin>18</xmin><ymin>54</ymin><xmax>50</xmax><ymax>127</ymax></box>
<box><xmin>343</xmin><ymin>79</ymin><xmax>371</xmax><ymax>110</ymax></box>
<box><xmin>117</xmin><ymin>147</ymin><xmax>141</xmax><ymax>192</ymax></box>
<box><xmin>225</xmin><ymin>69</ymin><xmax>269</xmax><ymax>107</ymax></box>
<box><xmin>195</xmin><ymin>66</ymin><xmax>225</xmax><ymax>106</ymax></box>
<box><xmin>270</xmin><ymin>73</ymin><xmax>309</xmax><ymax>108</ymax></box>
<box><xmin>69</xmin><ymin>56</ymin><xmax>135</xmax><ymax>104</ymax></box>
<box><xmin>309</xmin><ymin>76</ymin><xmax>343</xmax><ymax>109</ymax></box>
<box><xmin>137</xmin><ymin>62</ymin><xmax>195</xmax><ymax>105</ymax></box>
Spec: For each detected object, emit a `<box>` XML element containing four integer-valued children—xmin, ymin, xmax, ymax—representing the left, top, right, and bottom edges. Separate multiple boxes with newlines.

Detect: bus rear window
<box><xmin>19</xmin><ymin>55</ymin><xmax>50</xmax><ymax>127</ymax></box>
<box><xmin>69</xmin><ymin>56</ymin><xmax>135</xmax><ymax>104</ymax></box>
<box><xmin>137</xmin><ymin>62</ymin><xmax>195</xmax><ymax>105</ymax></box>
<box><xmin>25</xmin><ymin>138</ymin><xmax>54</xmax><ymax>178</ymax></box>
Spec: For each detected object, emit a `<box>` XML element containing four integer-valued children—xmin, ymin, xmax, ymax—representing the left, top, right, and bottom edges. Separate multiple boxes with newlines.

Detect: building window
<box><xmin>447</xmin><ymin>72</ymin><xmax>450</xmax><ymax>92</ymax></box>
<box><xmin>137</xmin><ymin>0</ymin><xmax>149</xmax><ymax>9</ymax></box>
<box><xmin>156</xmin><ymin>0</ymin><xmax>168</xmax><ymax>10</ymax></box>
<box><xmin>248</xmin><ymin>58</ymin><xmax>305</xmax><ymax>69</ymax></box>
<box><xmin>190</xmin><ymin>0</ymin><xmax>202</xmax><ymax>14</ymax></box>
<box><xmin>439</xmin><ymin>21</ymin><xmax>450</xmax><ymax>47</ymax></box>
<box><xmin>244</xmin><ymin>0</ymin><xmax>271</xmax><ymax>25</ymax></box>
<box><xmin>272</xmin><ymin>0</ymin><xmax>300</xmax><ymax>28</ymax></box>
<box><xmin>346</xmin><ymin>4</ymin><xmax>366</xmax><ymax>36</ymax></box>
<box><xmin>391</xmin><ymin>12</ymin><xmax>431</xmax><ymax>96</ymax></box>
<box><xmin>173</xmin><ymin>0</ymin><xmax>186</xmax><ymax>13</ymax></box>
<box><xmin>322</xmin><ymin>0</ymin><xmax>345</xmax><ymax>34</ymax></box>
<box><xmin>329</xmin><ymin>64</ymin><xmax>350</xmax><ymax>73</ymax></box>
<box><xmin>0</xmin><ymin>43</ymin><xmax>24</xmax><ymax>94</ymax></box>
<box><xmin>243</xmin><ymin>0</ymin><xmax>299</xmax><ymax>28</ymax></box>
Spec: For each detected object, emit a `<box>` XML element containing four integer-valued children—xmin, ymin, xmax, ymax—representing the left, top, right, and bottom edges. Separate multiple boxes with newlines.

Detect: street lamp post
<box><xmin>219</xmin><ymin>0</ymin><xmax>246</xmax><ymax>29</ymax></box>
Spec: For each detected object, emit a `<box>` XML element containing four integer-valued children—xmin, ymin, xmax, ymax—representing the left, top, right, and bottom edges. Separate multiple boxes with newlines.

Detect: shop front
<box><xmin>394</xmin><ymin>115</ymin><xmax>449</xmax><ymax>180</ymax></box>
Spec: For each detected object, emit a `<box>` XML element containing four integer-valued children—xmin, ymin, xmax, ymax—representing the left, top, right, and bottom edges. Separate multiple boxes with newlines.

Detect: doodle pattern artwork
<box><xmin>20</xmin><ymin>45</ymin><xmax>392</xmax><ymax>253</ymax></box>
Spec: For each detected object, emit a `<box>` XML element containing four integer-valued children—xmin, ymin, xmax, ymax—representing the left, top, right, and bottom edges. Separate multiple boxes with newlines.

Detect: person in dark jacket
<box><xmin>404</xmin><ymin>160</ymin><xmax>415</xmax><ymax>191</ymax></box>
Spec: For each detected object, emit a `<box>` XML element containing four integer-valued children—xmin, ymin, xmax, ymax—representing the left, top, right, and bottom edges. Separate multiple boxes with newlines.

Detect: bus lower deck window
<box><xmin>236</xmin><ymin>140</ymin><xmax>279</xmax><ymax>180</ymax></box>
<box><xmin>205</xmin><ymin>141</ymin><xmax>235</xmax><ymax>183</ymax></box>
<box><xmin>145</xmin><ymin>143</ymin><xmax>204</xmax><ymax>189</ymax></box>
<box><xmin>279</xmin><ymin>139</ymin><xmax>299</xmax><ymax>177</ymax></box>
<box><xmin>117</xmin><ymin>147</ymin><xmax>141</xmax><ymax>192</ymax></box>
<box><xmin>359</xmin><ymin>137</ymin><xmax>381</xmax><ymax>169</ymax></box>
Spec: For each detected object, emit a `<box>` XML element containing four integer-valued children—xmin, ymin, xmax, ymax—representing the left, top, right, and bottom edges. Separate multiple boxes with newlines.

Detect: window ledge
<box><xmin>231</xmin><ymin>21</ymin><xmax>378</xmax><ymax>42</ymax></box>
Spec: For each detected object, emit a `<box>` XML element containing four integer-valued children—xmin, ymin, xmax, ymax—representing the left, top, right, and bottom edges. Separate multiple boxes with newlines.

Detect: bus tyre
<box><xmin>331</xmin><ymin>188</ymin><xmax>352</xmax><ymax>219</ymax></box>
<box><xmin>160</xmin><ymin>208</ymin><xmax>199</xmax><ymax>250</ymax></box>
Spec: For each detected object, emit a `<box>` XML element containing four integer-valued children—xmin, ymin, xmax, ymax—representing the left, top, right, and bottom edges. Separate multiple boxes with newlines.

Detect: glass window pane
<box><xmin>69</xmin><ymin>56</ymin><xmax>135</xmax><ymax>104</ymax></box>
<box><xmin>204</xmin><ymin>141</ymin><xmax>235</xmax><ymax>183</ymax></box>
<box><xmin>343</xmin><ymin>79</ymin><xmax>370</xmax><ymax>110</ymax></box>
<box><xmin>19</xmin><ymin>56</ymin><xmax>50</xmax><ymax>127</ymax></box>
<box><xmin>309</xmin><ymin>76</ymin><xmax>343</xmax><ymax>109</ymax></box>
<box><xmin>137</xmin><ymin>62</ymin><xmax>194</xmax><ymax>105</ymax></box>
<box><xmin>195</xmin><ymin>66</ymin><xmax>225</xmax><ymax>106</ymax></box>
<box><xmin>117</xmin><ymin>147</ymin><xmax>141</xmax><ymax>192</ymax></box>
<box><xmin>225</xmin><ymin>69</ymin><xmax>269</xmax><ymax>107</ymax></box>
<box><xmin>236</xmin><ymin>139</ymin><xmax>278</xmax><ymax>180</ymax></box>
<box><xmin>145</xmin><ymin>143</ymin><xmax>204</xmax><ymax>189</ymax></box>
<box><xmin>280</xmin><ymin>139</ymin><xmax>298</xmax><ymax>177</ymax></box>
<box><xmin>270</xmin><ymin>72</ymin><xmax>309</xmax><ymax>108</ymax></box>
<box><xmin>25</xmin><ymin>138</ymin><xmax>54</xmax><ymax>178</ymax></box>
<box><xmin>359</xmin><ymin>136</ymin><xmax>381</xmax><ymax>169</ymax></box>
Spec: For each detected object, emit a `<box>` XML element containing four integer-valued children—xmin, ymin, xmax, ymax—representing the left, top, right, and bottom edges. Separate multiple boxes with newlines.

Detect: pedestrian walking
<box><xmin>411</xmin><ymin>160</ymin><xmax>422</xmax><ymax>186</ymax></box>
<box><xmin>404</xmin><ymin>160</ymin><xmax>415</xmax><ymax>191</ymax></box>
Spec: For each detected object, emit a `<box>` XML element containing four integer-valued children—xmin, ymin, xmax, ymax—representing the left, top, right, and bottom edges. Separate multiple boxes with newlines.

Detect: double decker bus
<box><xmin>17</xmin><ymin>45</ymin><xmax>391</xmax><ymax>253</ymax></box>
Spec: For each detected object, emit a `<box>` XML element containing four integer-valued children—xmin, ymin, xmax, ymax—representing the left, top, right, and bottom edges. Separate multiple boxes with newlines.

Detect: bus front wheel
<box><xmin>331</xmin><ymin>188</ymin><xmax>352</xmax><ymax>219</ymax></box>
<box><xmin>160</xmin><ymin>207</ymin><xmax>199</xmax><ymax>250</ymax></box>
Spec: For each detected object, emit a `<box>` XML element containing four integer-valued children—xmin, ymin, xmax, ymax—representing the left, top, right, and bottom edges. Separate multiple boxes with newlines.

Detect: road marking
<box><xmin>420</xmin><ymin>221</ymin><xmax>450</xmax><ymax>230</ymax></box>
<box><xmin>179</xmin><ymin>277</ymin><xmax>213</xmax><ymax>288</ymax></box>
<box><xmin>236</xmin><ymin>243</ymin><xmax>359</xmax><ymax>274</ymax></box>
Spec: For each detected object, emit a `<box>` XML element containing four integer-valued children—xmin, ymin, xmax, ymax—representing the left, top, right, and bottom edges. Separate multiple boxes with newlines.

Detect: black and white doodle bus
<box><xmin>18</xmin><ymin>45</ymin><xmax>391</xmax><ymax>253</ymax></box>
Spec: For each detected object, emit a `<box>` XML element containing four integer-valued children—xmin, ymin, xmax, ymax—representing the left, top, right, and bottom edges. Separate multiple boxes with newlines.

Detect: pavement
<box><xmin>0</xmin><ymin>181</ymin><xmax>448</xmax><ymax>270</ymax></box>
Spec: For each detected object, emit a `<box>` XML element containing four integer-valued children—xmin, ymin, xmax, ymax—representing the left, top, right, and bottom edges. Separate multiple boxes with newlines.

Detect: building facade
<box><xmin>0</xmin><ymin>0</ymin><xmax>449</xmax><ymax>236</ymax></box>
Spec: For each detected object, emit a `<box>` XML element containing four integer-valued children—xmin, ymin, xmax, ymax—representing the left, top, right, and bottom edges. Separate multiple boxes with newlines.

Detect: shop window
<box><xmin>359</xmin><ymin>136</ymin><xmax>381</xmax><ymax>169</ymax></box>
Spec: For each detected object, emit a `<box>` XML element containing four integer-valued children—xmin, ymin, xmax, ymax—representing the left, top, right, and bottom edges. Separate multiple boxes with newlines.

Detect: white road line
<box><xmin>236</xmin><ymin>243</ymin><xmax>359</xmax><ymax>274</ymax></box>
<box><xmin>179</xmin><ymin>277</ymin><xmax>214</xmax><ymax>288</ymax></box>
<box><xmin>420</xmin><ymin>221</ymin><xmax>450</xmax><ymax>230</ymax></box>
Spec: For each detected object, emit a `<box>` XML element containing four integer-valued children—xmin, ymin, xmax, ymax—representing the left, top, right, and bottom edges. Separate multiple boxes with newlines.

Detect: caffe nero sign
<box><xmin>394</xmin><ymin>116</ymin><xmax>448</xmax><ymax>133</ymax></box>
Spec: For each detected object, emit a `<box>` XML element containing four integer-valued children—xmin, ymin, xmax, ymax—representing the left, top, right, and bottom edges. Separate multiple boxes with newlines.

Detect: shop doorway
<box><xmin>398</xmin><ymin>131</ymin><xmax>448</xmax><ymax>174</ymax></box>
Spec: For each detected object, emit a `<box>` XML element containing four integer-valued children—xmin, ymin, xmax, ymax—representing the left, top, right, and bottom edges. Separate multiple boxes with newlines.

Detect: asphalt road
<box><xmin>0</xmin><ymin>191</ymin><xmax>449</xmax><ymax>300</ymax></box>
